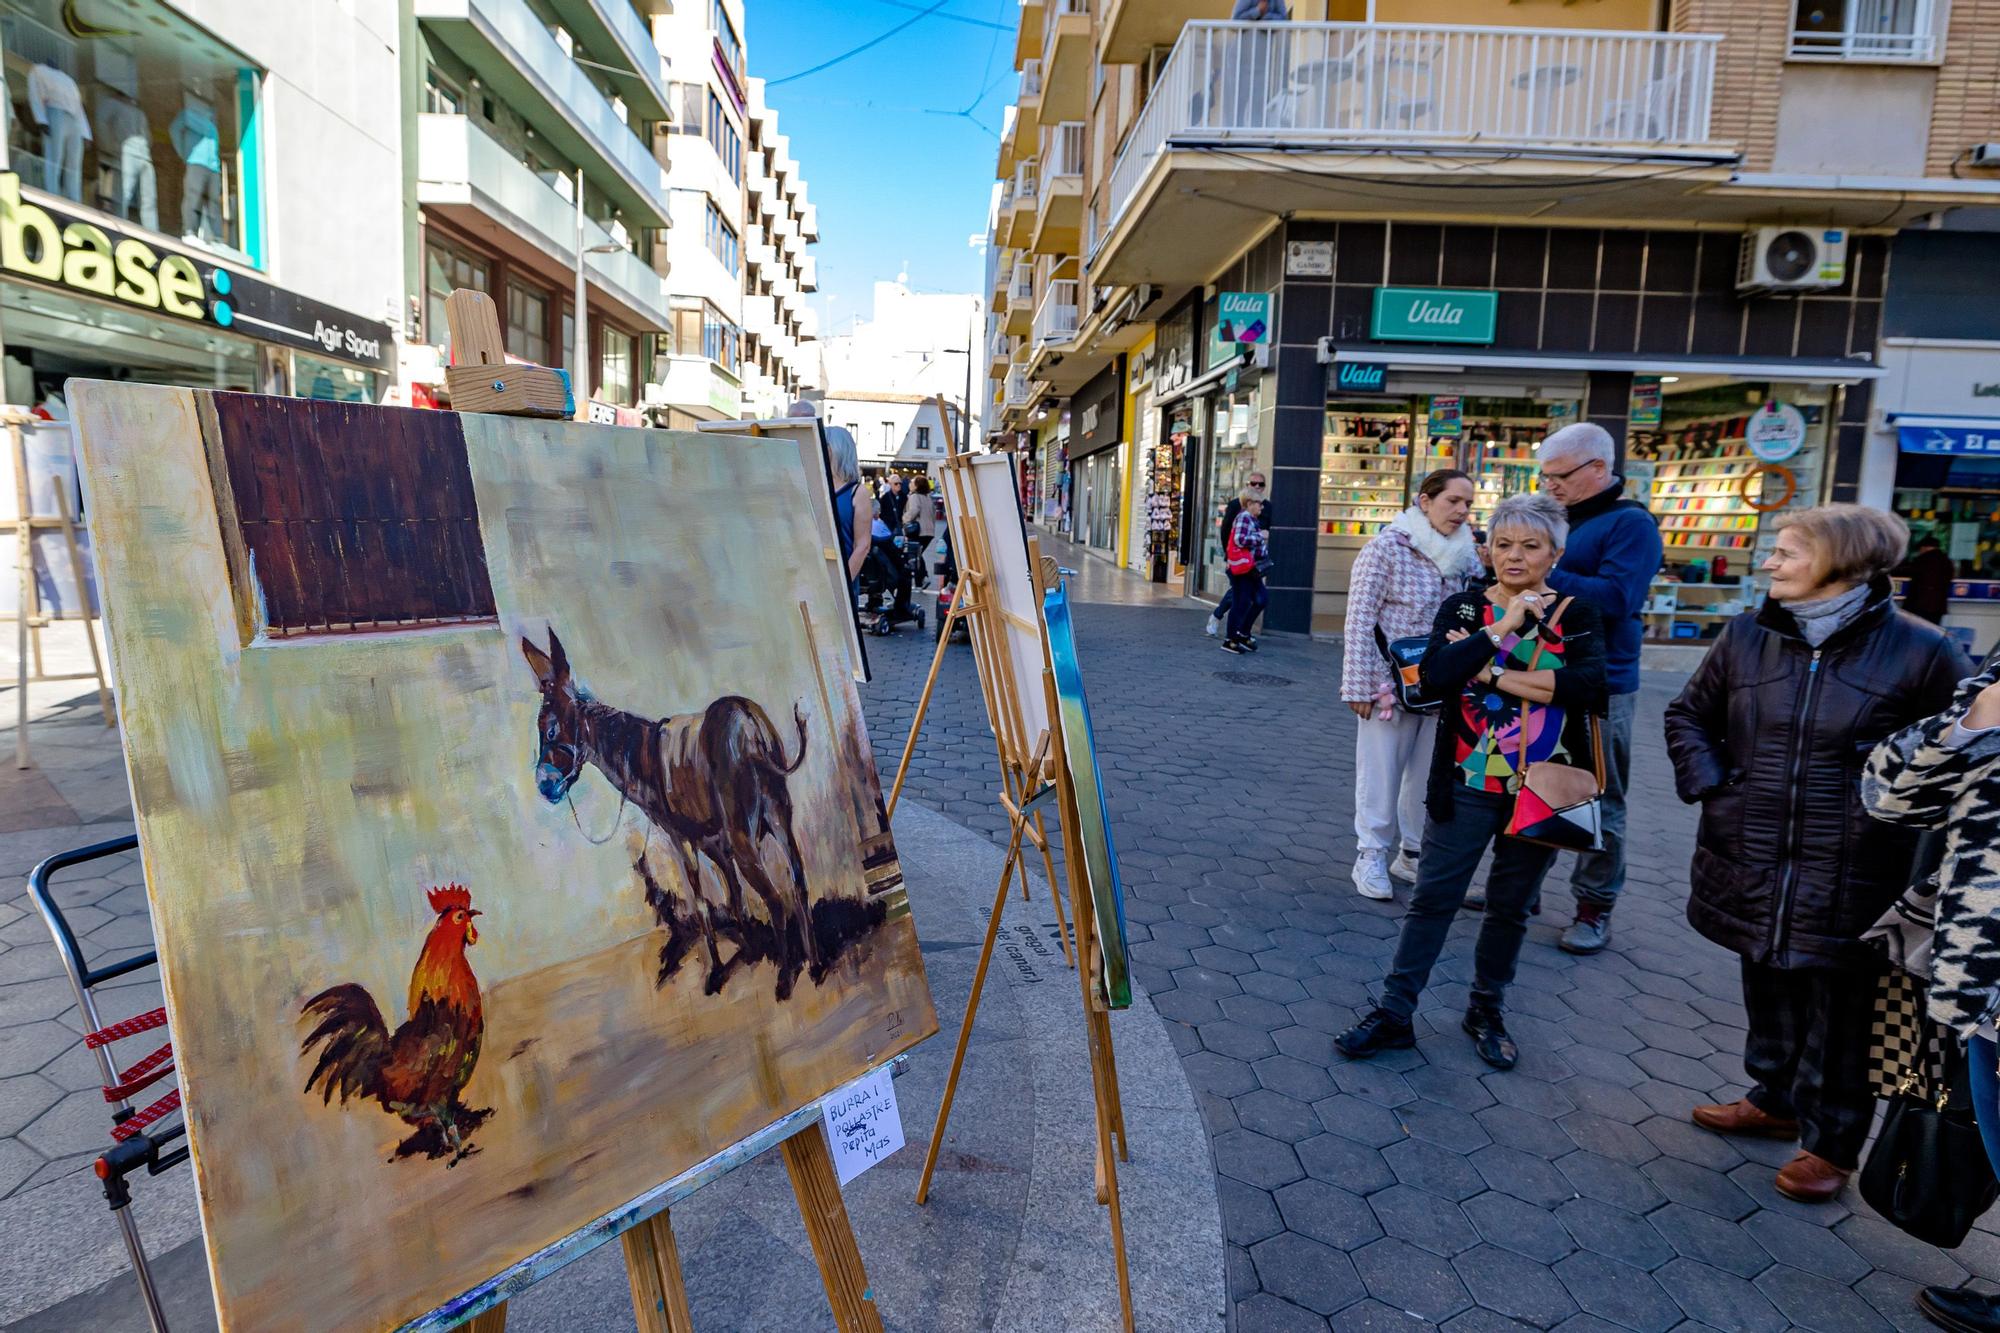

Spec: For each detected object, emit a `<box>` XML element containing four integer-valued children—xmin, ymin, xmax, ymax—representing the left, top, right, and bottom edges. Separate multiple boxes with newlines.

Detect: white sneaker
<box><xmin>1352</xmin><ymin>852</ymin><xmax>1395</xmax><ymax>901</ymax></box>
<box><xmin>1204</xmin><ymin>615</ymin><xmax>1220</xmax><ymax>637</ymax></box>
<box><xmin>1390</xmin><ymin>848</ymin><xmax>1421</xmax><ymax>884</ymax></box>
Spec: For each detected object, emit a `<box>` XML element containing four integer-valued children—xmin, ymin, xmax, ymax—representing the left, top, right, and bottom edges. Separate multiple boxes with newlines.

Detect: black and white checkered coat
<box><xmin>1863</xmin><ymin>652</ymin><xmax>2000</xmax><ymax>1038</ymax></box>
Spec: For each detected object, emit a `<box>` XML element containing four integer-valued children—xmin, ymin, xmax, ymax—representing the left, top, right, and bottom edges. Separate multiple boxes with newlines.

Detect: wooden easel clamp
<box><xmin>440</xmin><ymin>290</ymin><xmax>575</xmax><ymax>420</ymax></box>
<box><xmin>436</xmin><ymin>289</ymin><xmax>886</xmax><ymax>1333</ymax></box>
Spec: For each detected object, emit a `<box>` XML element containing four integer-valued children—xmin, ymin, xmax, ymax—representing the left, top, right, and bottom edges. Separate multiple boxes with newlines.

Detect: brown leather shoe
<box><xmin>1690</xmin><ymin>1098</ymin><xmax>1801</xmax><ymax>1139</ymax></box>
<box><xmin>1775</xmin><ymin>1151</ymin><xmax>1851</xmax><ymax>1203</ymax></box>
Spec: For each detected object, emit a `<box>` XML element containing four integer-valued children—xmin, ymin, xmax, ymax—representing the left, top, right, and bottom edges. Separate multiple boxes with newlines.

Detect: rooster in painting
<box><xmin>299</xmin><ymin>884</ymin><xmax>491</xmax><ymax>1166</ymax></box>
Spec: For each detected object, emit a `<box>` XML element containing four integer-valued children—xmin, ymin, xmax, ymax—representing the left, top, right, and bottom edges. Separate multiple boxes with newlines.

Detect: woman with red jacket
<box><xmin>1221</xmin><ymin>490</ymin><xmax>1268</xmax><ymax>655</ymax></box>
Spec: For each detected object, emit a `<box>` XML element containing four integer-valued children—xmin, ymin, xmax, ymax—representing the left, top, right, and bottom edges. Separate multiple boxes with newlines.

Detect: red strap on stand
<box><xmin>101</xmin><ymin>1042</ymin><xmax>175</xmax><ymax>1102</ymax></box>
<box><xmin>84</xmin><ymin>1007</ymin><xmax>168</xmax><ymax>1049</ymax></box>
<box><xmin>110</xmin><ymin>1089</ymin><xmax>180</xmax><ymax>1143</ymax></box>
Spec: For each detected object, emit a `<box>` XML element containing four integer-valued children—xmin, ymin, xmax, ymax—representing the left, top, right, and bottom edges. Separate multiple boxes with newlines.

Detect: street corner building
<box><xmin>981</xmin><ymin>0</ymin><xmax>2000</xmax><ymax>658</ymax></box>
<box><xmin>66</xmin><ymin>382</ymin><xmax>934</xmax><ymax>1332</ymax></box>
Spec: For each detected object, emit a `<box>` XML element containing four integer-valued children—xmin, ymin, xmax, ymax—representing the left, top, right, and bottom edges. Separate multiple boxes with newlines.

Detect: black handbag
<box><xmin>1859</xmin><ymin>1016</ymin><xmax>2000</xmax><ymax>1250</ymax></box>
<box><xmin>1374</xmin><ymin>626</ymin><xmax>1440</xmax><ymax>714</ymax></box>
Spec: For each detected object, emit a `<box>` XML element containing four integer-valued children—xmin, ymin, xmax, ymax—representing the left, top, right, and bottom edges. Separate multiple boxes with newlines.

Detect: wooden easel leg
<box><xmin>621</xmin><ymin>1209</ymin><xmax>696</xmax><ymax>1333</ymax></box>
<box><xmin>1071</xmin><ymin>899</ymin><xmax>1135</xmax><ymax>1332</ymax></box>
<box><xmin>914</xmin><ymin>806</ymin><xmax>1031</xmax><ymax>1205</ymax></box>
<box><xmin>781</xmin><ymin>1125</ymin><xmax>886</xmax><ymax>1333</ymax></box>
<box><xmin>15</xmin><ymin>531</ymin><xmax>31</xmax><ymax>771</ymax></box>
<box><xmin>53</xmin><ymin>491</ymin><xmax>111</xmax><ymax>727</ymax></box>
<box><xmin>1089</xmin><ymin>1003</ymin><xmax>1130</xmax><ymax>1162</ymax></box>
<box><xmin>463</xmin><ymin>1304</ymin><xmax>508</xmax><ymax>1332</ymax></box>
<box><xmin>1028</xmin><ymin>808</ymin><xmax>1074</xmax><ymax>968</ymax></box>
<box><xmin>887</xmin><ymin>600</ymin><xmax>963</xmax><ymax>819</ymax></box>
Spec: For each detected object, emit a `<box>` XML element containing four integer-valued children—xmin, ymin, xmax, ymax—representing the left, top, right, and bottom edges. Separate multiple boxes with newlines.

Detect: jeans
<box><xmin>1971</xmin><ymin>1034</ymin><xmax>2000</xmax><ymax>1179</ymax></box>
<box><xmin>118</xmin><ymin>137</ymin><xmax>158</xmax><ymax>233</ymax></box>
<box><xmin>41</xmin><ymin>108</ymin><xmax>83</xmax><ymax>201</ymax></box>
<box><xmin>1353</xmin><ymin>708</ymin><xmax>1433</xmax><ymax>857</ymax></box>
<box><xmin>1380</xmin><ymin>787</ymin><xmax>1559</xmax><ymax>1020</ymax></box>
<box><xmin>1225</xmin><ymin>571</ymin><xmax>1266</xmax><ymax>640</ymax></box>
<box><xmin>1739</xmin><ymin>960</ymin><xmax>1880</xmax><ymax>1169</ymax></box>
<box><xmin>182</xmin><ymin>163</ymin><xmax>222</xmax><ymax>239</ymax></box>
<box><xmin>1572</xmin><ymin>690</ymin><xmax>1635</xmax><ymax>911</ymax></box>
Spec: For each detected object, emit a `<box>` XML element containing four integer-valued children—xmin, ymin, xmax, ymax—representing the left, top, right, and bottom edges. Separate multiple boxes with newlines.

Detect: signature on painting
<box><xmin>522</xmin><ymin>628</ymin><xmax>887</xmax><ymax>1001</ymax></box>
<box><xmin>299</xmin><ymin>884</ymin><xmax>491</xmax><ymax>1167</ymax></box>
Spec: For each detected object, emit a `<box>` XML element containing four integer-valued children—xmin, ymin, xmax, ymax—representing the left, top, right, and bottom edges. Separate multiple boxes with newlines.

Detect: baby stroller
<box><xmin>858</xmin><ymin>520</ymin><xmax>927</xmax><ymax>636</ymax></box>
<box><xmin>932</xmin><ymin>531</ymin><xmax>969</xmax><ymax>645</ymax></box>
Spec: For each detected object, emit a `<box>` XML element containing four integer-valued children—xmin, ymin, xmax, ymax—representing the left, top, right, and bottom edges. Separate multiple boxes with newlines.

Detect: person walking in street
<box><xmin>878</xmin><ymin>473</ymin><xmax>908</xmax><ymax>533</ymax></box>
<box><xmin>1864</xmin><ymin>653</ymin><xmax>2000</xmax><ymax>1333</ymax></box>
<box><xmin>1535</xmin><ymin>422</ymin><xmax>1664</xmax><ymax>955</ymax></box>
<box><xmin>1664</xmin><ymin>505</ymin><xmax>1970</xmax><ymax>1204</ymax></box>
<box><xmin>1207</xmin><ymin>472</ymin><xmax>1268</xmax><ymax>638</ymax></box>
<box><xmin>1221</xmin><ymin>490</ymin><xmax>1269</xmax><ymax>655</ymax></box>
<box><xmin>1341</xmin><ymin>469</ymin><xmax>1482</xmax><ymax>900</ymax></box>
<box><xmin>1335</xmin><ymin>494</ymin><xmax>1607</xmax><ymax>1070</ymax></box>
<box><xmin>1895</xmin><ymin>532</ymin><xmax>1954</xmax><ymax>625</ymax></box>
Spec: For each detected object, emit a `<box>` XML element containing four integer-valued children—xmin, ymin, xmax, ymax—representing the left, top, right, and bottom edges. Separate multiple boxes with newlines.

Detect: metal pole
<box><xmin>573</xmin><ymin>168</ymin><xmax>589</xmax><ymax>409</ymax></box>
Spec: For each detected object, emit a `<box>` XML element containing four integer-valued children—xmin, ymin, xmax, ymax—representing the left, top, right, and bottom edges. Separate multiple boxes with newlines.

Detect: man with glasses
<box><xmin>1207</xmin><ymin>472</ymin><xmax>1270</xmax><ymax>640</ymax></box>
<box><xmin>1537</xmin><ymin>422</ymin><xmax>1664</xmax><ymax>954</ymax></box>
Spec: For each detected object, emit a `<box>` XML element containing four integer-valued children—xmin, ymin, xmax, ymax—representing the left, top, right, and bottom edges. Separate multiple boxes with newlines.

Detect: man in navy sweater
<box><xmin>1538</xmin><ymin>422</ymin><xmax>1664</xmax><ymax>955</ymax></box>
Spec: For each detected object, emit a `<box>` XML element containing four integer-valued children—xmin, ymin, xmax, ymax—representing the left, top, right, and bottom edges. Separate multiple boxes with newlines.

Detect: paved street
<box><xmin>862</xmin><ymin>535</ymin><xmax>2000</xmax><ymax>1332</ymax></box>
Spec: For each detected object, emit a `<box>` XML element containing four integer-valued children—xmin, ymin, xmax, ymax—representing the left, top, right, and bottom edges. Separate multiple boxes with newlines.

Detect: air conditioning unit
<box><xmin>1737</xmin><ymin>227</ymin><xmax>1849</xmax><ymax>294</ymax></box>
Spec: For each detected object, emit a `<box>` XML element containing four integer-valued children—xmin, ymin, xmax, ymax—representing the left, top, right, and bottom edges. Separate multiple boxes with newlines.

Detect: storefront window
<box><xmin>506</xmin><ymin>282</ymin><xmax>550</xmax><ymax>366</ymax></box>
<box><xmin>1197</xmin><ymin>385</ymin><xmax>1262</xmax><ymax>597</ymax></box>
<box><xmin>293</xmin><ymin>351</ymin><xmax>376</xmax><ymax>403</ymax></box>
<box><xmin>3</xmin><ymin>12</ymin><xmax>260</xmax><ymax>255</ymax></box>
<box><xmin>1629</xmin><ymin>381</ymin><xmax>1833</xmax><ymax>641</ymax></box>
<box><xmin>599</xmin><ymin>328</ymin><xmax>635</xmax><ymax>405</ymax></box>
<box><xmin>426</xmin><ymin>237</ymin><xmax>489</xmax><ymax>351</ymax></box>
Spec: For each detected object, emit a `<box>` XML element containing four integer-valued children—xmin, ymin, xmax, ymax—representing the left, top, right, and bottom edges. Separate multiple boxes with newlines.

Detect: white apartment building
<box><xmin>648</xmin><ymin>4</ymin><xmax>817</xmax><ymax>426</ymax></box>
<box><xmin>822</xmin><ymin>278</ymin><xmax>980</xmax><ymax>472</ymax></box>
<box><xmin>408</xmin><ymin>0</ymin><xmax>672</xmax><ymax>408</ymax></box>
<box><xmin>0</xmin><ymin>0</ymin><xmax>405</xmax><ymax>405</ymax></box>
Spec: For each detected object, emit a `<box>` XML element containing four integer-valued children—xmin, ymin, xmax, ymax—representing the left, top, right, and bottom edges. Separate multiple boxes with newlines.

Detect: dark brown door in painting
<box><xmin>205</xmin><ymin>393</ymin><xmax>498</xmax><ymax>638</ymax></box>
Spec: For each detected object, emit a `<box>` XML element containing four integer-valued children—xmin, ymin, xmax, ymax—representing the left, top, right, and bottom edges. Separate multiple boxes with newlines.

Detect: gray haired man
<box><xmin>1538</xmin><ymin>422</ymin><xmax>1664</xmax><ymax>954</ymax></box>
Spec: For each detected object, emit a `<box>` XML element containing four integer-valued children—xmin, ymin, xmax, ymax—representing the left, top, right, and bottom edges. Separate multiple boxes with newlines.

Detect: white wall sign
<box><xmin>1747</xmin><ymin>402</ymin><xmax>1807</xmax><ymax>463</ymax></box>
<box><xmin>1286</xmin><ymin>241</ymin><xmax>1333</xmax><ymax>277</ymax></box>
<box><xmin>822</xmin><ymin>1065</ymin><xmax>904</xmax><ymax>1186</ymax></box>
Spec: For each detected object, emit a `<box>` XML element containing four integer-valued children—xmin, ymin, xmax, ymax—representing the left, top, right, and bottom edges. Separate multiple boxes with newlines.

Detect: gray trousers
<box><xmin>1571</xmin><ymin>690</ymin><xmax>1635</xmax><ymax>911</ymax></box>
<box><xmin>1380</xmin><ymin>787</ymin><xmax>1559</xmax><ymax>1020</ymax></box>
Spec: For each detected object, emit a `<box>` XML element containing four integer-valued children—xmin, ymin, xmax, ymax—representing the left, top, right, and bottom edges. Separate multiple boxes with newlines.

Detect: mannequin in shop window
<box><xmin>170</xmin><ymin>90</ymin><xmax>222</xmax><ymax>243</ymax></box>
<box><xmin>27</xmin><ymin>63</ymin><xmax>90</xmax><ymax>202</ymax></box>
<box><xmin>94</xmin><ymin>88</ymin><xmax>155</xmax><ymax>233</ymax></box>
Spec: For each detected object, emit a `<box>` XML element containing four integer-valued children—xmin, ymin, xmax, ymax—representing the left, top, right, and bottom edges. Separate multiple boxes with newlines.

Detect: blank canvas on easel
<box><xmin>939</xmin><ymin>453</ymin><xmax>1049</xmax><ymax>751</ymax></box>
<box><xmin>69</xmin><ymin>384</ymin><xmax>936</xmax><ymax>1333</ymax></box>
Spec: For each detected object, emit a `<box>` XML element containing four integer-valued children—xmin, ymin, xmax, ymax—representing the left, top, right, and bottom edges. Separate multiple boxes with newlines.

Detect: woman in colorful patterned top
<box><xmin>1337</xmin><ymin>493</ymin><xmax>1607</xmax><ymax>1070</ymax></box>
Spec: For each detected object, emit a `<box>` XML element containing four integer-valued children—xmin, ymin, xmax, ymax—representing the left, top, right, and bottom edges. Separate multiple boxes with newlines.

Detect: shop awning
<box><xmin>1315</xmin><ymin>342</ymin><xmax>1885</xmax><ymax>384</ymax></box>
<box><xmin>1889</xmin><ymin>415</ymin><xmax>2000</xmax><ymax>456</ymax></box>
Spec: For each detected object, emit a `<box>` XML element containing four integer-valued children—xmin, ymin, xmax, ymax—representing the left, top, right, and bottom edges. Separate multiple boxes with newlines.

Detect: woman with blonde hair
<box><xmin>1665</xmin><ymin>504</ymin><xmax>1970</xmax><ymax>1203</ymax></box>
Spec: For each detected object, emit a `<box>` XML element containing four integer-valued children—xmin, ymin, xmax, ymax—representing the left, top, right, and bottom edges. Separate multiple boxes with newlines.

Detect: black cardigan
<box><xmin>1418</xmin><ymin>589</ymin><xmax>1610</xmax><ymax>822</ymax></box>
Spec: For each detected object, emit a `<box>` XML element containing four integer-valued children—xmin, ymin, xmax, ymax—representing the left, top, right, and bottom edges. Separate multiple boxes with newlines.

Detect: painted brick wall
<box><xmin>1671</xmin><ymin>0</ymin><xmax>1786</xmax><ymax>170</ymax></box>
<box><xmin>1928</xmin><ymin>0</ymin><xmax>2000</xmax><ymax>176</ymax></box>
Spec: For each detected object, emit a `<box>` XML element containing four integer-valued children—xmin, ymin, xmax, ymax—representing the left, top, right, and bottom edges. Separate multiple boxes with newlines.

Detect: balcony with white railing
<box><xmin>1042</xmin><ymin>0</ymin><xmax>1091</xmax><ymax>119</ymax></box>
<box><xmin>1005</xmin><ymin>365</ymin><xmax>1033</xmax><ymax>409</ymax></box>
<box><xmin>1100</xmin><ymin>21</ymin><xmax>1730</xmax><ymax>283</ymax></box>
<box><xmin>1031</xmin><ymin>279</ymin><xmax>1079</xmax><ymax>353</ymax></box>
<box><xmin>1003</xmin><ymin>260</ymin><xmax>1036</xmax><ymax>335</ymax></box>
<box><xmin>1033</xmin><ymin>121</ymin><xmax>1086</xmax><ymax>255</ymax></box>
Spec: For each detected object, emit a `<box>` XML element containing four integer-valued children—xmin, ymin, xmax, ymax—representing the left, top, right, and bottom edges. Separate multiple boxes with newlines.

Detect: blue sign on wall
<box><xmin>1334</xmin><ymin>360</ymin><xmax>1389</xmax><ymax>392</ymax></box>
<box><xmin>1899</xmin><ymin>421</ymin><xmax>2000</xmax><ymax>456</ymax></box>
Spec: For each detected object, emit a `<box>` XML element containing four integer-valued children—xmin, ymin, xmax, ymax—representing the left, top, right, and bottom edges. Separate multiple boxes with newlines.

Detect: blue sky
<box><xmin>745</xmin><ymin>0</ymin><xmax>1011</xmax><ymax>336</ymax></box>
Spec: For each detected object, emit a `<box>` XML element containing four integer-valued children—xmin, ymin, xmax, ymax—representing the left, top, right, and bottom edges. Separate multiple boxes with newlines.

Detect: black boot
<box><xmin>1334</xmin><ymin>1008</ymin><xmax>1415</xmax><ymax>1059</ymax></box>
<box><xmin>1919</xmin><ymin>1287</ymin><xmax>2000</xmax><ymax>1333</ymax></box>
<box><xmin>1463</xmin><ymin>1000</ymin><xmax>1519</xmax><ymax>1071</ymax></box>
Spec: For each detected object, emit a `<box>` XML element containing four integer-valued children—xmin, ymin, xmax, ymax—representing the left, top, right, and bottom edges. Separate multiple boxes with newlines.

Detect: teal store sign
<box><xmin>1371</xmin><ymin>287</ymin><xmax>1498</xmax><ymax>345</ymax></box>
<box><xmin>1216</xmin><ymin>291</ymin><xmax>1272</xmax><ymax>345</ymax></box>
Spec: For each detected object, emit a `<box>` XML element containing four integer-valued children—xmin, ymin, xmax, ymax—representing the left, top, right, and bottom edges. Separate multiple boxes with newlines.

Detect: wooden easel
<box><xmin>888</xmin><ymin>399</ymin><xmax>1072</xmax><ymax>953</ymax></box>
<box><xmin>442</xmin><ymin>290</ymin><xmax>887</xmax><ymax>1333</ymax></box>
<box><xmin>900</xmin><ymin>421</ymin><xmax>1133</xmax><ymax>1331</ymax></box>
<box><xmin>6</xmin><ymin>410</ymin><xmax>113</xmax><ymax>769</ymax></box>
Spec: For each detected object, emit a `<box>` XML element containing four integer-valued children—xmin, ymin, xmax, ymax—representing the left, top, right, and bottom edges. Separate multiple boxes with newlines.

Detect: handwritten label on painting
<box><xmin>824</xmin><ymin>1066</ymin><xmax>905</xmax><ymax>1185</ymax></box>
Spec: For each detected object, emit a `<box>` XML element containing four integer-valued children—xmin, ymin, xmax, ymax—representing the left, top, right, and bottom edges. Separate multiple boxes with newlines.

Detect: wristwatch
<box><xmin>1489</xmin><ymin>661</ymin><xmax>1506</xmax><ymax>683</ymax></box>
<box><xmin>1485</xmin><ymin>627</ymin><xmax>1507</xmax><ymax>647</ymax></box>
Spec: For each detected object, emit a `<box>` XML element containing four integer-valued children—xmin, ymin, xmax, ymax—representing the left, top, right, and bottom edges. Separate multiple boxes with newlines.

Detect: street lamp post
<box><xmin>573</xmin><ymin>169</ymin><xmax>627</xmax><ymax>414</ymax></box>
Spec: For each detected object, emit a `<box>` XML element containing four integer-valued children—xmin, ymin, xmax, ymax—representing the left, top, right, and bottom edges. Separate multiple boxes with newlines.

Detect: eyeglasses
<box><xmin>1540</xmin><ymin>459</ymin><xmax>1601</xmax><ymax>485</ymax></box>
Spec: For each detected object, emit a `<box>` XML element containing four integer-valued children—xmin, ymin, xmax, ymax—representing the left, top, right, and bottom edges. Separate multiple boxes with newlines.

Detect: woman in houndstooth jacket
<box><xmin>1341</xmin><ymin>469</ymin><xmax>1482</xmax><ymax>901</ymax></box>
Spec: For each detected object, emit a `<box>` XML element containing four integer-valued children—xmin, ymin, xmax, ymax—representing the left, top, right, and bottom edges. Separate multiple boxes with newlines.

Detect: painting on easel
<box><xmin>68</xmin><ymin>384</ymin><xmax>936</xmax><ymax>1332</ymax></box>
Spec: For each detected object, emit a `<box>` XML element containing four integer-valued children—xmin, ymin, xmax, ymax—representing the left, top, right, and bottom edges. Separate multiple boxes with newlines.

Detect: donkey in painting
<box><xmin>521</xmin><ymin>628</ymin><xmax>822</xmax><ymax>999</ymax></box>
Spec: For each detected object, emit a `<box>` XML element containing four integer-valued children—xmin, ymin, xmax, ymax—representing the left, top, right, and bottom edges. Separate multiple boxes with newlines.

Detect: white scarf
<box><xmin>1389</xmin><ymin>506</ymin><xmax>1479</xmax><ymax>581</ymax></box>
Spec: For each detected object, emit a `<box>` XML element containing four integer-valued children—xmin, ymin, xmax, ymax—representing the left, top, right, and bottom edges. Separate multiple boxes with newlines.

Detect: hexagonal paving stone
<box><xmin>1452</xmin><ymin>1242</ymin><xmax>1579</xmax><ymax>1328</ymax></box>
<box><xmin>1331</xmin><ymin>1061</ymin><xmax>1418</xmax><ymax>1109</ymax></box>
<box><xmin>1296</xmin><ymin>1133</ymin><xmax>1396</xmax><ymax>1195</ymax></box>
<box><xmin>1250</xmin><ymin>1232</ymin><xmax>1367</xmax><ymax>1317</ymax></box>
<box><xmin>0</xmin><ymin>1019</ymin><xmax>80</xmax><ymax>1079</ymax></box>
<box><xmin>1755</xmin><ymin>1264</ymin><xmax>1894</xmax><ymax>1333</ymax></box>
<box><xmin>1383</xmin><ymin>1138</ymin><xmax>1488</xmax><ymax>1202</ymax></box>
<box><xmin>1399</xmin><ymin>1099</ymin><xmax>1493</xmax><ymax>1152</ymax></box>
<box><xmin>1443</xmin><ymin>1309</ymin><xmax>1542</xmax><ymax>1333</ymax></box>
<box><xmin>1183</xmin><ymin>1050</ymin><xmax>1260</xmax><ymax>1099</ymax></box>
<box><xmin>1834</xmin><ymin>1215</ymin><xmax>1969</xmax><ymax>1288</ymax></box>
<box><xmin>19</xmin><ymin>1084</ymin><xmax>116</xmax><ymax>1157</ymax></box>
<box><xmin>1556</xmin><ymin>1150</ymin><xmax>1666</xmax><ymax>1214</ymax></box>
<box><xmin>1368</xmin><ymin>1183</ymin><xmax>1480</xmax><ymax>1258</ymax></box>
<box><xmin>1353</xmin><ymin>1237</ymin><xmax>1474</xmax><ymax>1324</ymax></box>
<box><xmin>1554</xmin><ymin>1196</ymin><xmax>1676</xmax><ymax>1272</ymax></box>
<box><xmin>1463</xmin><ymin>1189</ymin><xmax>1576</xmax><ymax>1265</ymax></box>
<box><xmin>1740</xmin><ymin>1209</ymin><xmax>1870</xmax><ymax>1284</ymax></box>
<box><xmin>1233</xmin><ymin>1293</ymin><xmax>1331</xmax><ymax>1332</ymax></box>
<box><xmin>1558</xmin><ymin>1111</ymin><xmax>1660</xmax><ymax>1166</ymax></box>
<box><xmin>1214</xmin><ymin>1127</ymin><xmax>1306</xmax><ymax>1191</ymax></box>
<box><xmin>1237</xmin><ymin>1089</ymin><xmax>1322</xmax><ymax>1144</ymax></box>
<box><xmin>1219</xmin><ymin>1176</ymin><xmax>1286</xmax><ymax>1247</ymax></box>
<box><xmin>1469</xmin><ymin>1144</ymin><xmax>1576</xmax><ymax>1209</ymax></box>
<box><xmin>1652</xmin><ymin>1257</ymin><xmax>1788</xmax><ymax>1333</ymax></box>
<box><xmin>0</xmin><ymin>1135</ymin><xmax>44</xmax><ymax>1196</ymax></box>
<box><xmin>1201</xmin><ymin>1020</ymin><xmax>1281</xmax><ymax>1062</ymax></box>
<box><xmin>1635</xmin><ymin>1114</ymin><xmax>1745</xmax><ymax>1173</ymax></box>
<box><xmin>0</xmin><ymin>977</ymin><xmax>83</xmax><ymax>1026</ymax></box>
<box><xmin>1641</xmin><ymin>1157</ymin><xmax>1756</xmax><ymax>1221</ymax></box>
<box><xmin>1561</xmin><ymin>1078</ymin><xmax>1653</xmax><ymax>1125</ymax></box>
<box><xmin>1552</xmin><ymin>1251</ymin><xmax>1683</xmax><ymax>1333</ymax></box>
<box><xmin>1255</xmin><ymin>1054</ymin><xmax>1336</xmax><ymax>1104</ymax></box>
<box><xmin>1275</xmin><ymin>1178</ymin><xmax>1383</xmax><ymax>1252</ymax></box>
<box><xmin>0</xmin><ymin>1072</ymin><xmax>64</xmax><ymax>1137</ymax></box>
<box><xmin>1403</xmin><ymin>1065</ymin><xmax>1497</xmax><ymax>1114</ymax></box>
<box><xmin>1473</xmin><ymin>1104</ymin><xmax>1568</xmax><ymax>1160</ymax></box>
<box><xmin>1312</xmin><ymin>1095</ymin><xmax>1411</xmax><ymax>1150</ymax></box>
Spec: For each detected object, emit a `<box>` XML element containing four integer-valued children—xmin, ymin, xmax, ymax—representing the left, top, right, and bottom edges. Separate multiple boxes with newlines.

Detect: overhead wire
<box><xmin>768</xmin><ymin>0</ymin><xmax>955</xmax><ymax>86</ymax></box>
